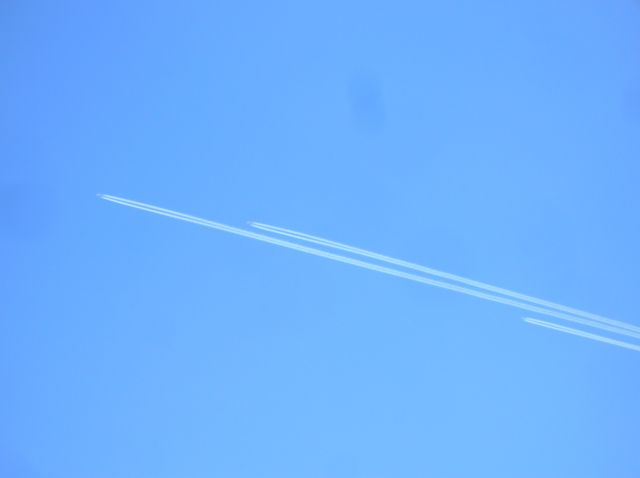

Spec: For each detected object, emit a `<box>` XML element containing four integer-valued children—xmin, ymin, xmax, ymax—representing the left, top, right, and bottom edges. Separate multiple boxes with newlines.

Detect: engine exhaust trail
<box><xmin>524</xmin><ymin>317</ymin><xmax>640</xmax><ymax>353</ymax></box>
<box><xmin>250</xmin><ymin>221</ymin><xmax>640</xmax><ymax>336</ymax></box>
<box><xmin>98</xmin><ymin>194</ymin><xmax>640</xmax><ymax>343</ymax></box>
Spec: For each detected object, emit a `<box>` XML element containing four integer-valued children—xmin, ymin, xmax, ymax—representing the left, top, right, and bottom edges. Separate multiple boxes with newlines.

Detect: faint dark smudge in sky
<box><xmin>0</xmin><ymin>183</ymin><xmax>54</xmax><ymax>241</ymax></box>
<box><xmin>348</xmin><ymin>73</ymin><xmax>386</xmax><ymax>134</ymax></box>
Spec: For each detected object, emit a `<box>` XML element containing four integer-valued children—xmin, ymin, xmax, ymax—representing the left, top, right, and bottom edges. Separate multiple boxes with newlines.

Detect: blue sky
<box><xmin>2</xmin><ymin>1</ymin><xmax>640</xmax><ymax>476</ymax></box>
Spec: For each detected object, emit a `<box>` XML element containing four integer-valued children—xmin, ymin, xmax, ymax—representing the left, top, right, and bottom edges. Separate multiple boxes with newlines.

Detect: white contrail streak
<box><xmin>524</xmin><ymin>317</ymin><xmax>640</xmax><ymax>353</ymax></box>
<box><xmin>250</xmin><ymin>222</ymin><xmax>640</xmax><ymax>336</ymax></box>
<box><xmin>98</xmin><ymin>194</ymin><xmax>640</xmax><ymax>340</ymax></box>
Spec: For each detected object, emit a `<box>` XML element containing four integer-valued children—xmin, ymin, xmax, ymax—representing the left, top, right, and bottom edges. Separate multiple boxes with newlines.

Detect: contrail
<box><xmin>250</xmin><ymin>222</ymin><xmax>640</xmax><ymax>336</ymax></box>
<box><xmin>98</xmin><ymin>194</ymin><xmax>640</xmax><ymax>341</ymax></box>
<box><xmin>524</xmin><ymin>318</ymin><xmax>640</xmax><ymax>353</ymax></box>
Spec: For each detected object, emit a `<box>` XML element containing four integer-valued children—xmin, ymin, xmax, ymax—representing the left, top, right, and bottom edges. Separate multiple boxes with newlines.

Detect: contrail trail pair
<box><xmin>247</xmin><ymin>222</ymin><xmax>640</xmax><ymax>353</ymax></box>
<box><xmin>98</xmin><ymin>194</ymin><xmax>640</xmax><ymax>351</ymax></box>
<box><xmin>250</xmin><ymin>222</ymin><xmax>640</xmax><ymax>337</ymax></box>
<box><xmin>524</xmin><ymin>318</ymin><xmax>640</xmax><ymax>353</ymax></box>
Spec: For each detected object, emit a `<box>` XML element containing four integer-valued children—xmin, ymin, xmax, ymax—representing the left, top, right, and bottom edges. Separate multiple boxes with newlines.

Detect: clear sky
<box><xmin>2</xmin><ymin>1</ymin><xmax>640</xmax><ymax>477</ymax></box>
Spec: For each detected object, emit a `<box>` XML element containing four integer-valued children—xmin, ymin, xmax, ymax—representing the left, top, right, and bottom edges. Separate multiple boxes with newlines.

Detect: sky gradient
<box><xmin>3</xmin><ymin>1</ymin><xmax>640</xmax><ymax>477</ymax></box>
